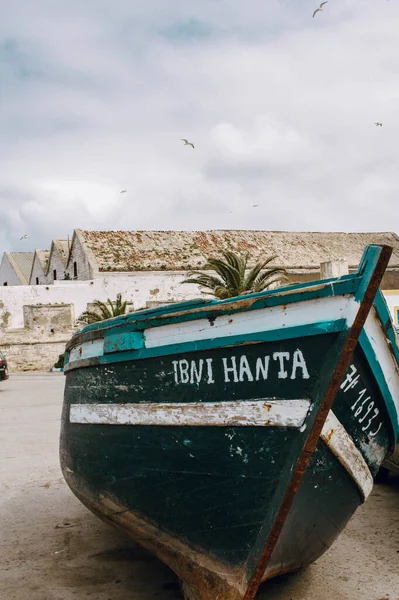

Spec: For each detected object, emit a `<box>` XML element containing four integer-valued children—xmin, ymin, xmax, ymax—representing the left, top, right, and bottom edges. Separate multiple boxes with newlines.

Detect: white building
<box><xmin>29</xmin><ymin>250</ymin><xmax>50</xmax><ymax>285</ymax></box>
<box><xmin>45</xmin><ymin>240</ymin><xmax>70</xmax><ymax>283</ymax></box>
<box><xmin>0</xmin><ymin>252</ymin><xmax>34</xmax><ymax>286</ymax></box>
<box><xmin>1</xmin><ymin>229</ymin><xmax>399</xmax><ymax>326</ymax></box>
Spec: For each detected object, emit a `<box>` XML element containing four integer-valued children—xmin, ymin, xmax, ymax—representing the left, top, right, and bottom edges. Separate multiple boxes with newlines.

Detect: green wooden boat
<box><xmin>60</xmin><ymin>244</ymin><xmax>399</xmax><ymax>600</ymax></box>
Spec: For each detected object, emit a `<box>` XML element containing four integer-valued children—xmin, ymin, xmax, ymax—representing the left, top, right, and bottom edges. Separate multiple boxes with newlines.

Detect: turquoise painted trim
<box><xmin>354</xmin><ymin>245</ymin><xmax>386</xmax><ymax>302</ymax></box>
<box><xmin>104</xmin><ymin>332</ymin><xmax>145</xmax><ymax>354</ymax></box>
<box><xmin>79</xmin><ymin>279</ymin><xmax>358</xmax><ymax>336</ymax></box>
<box><xmin>359</xmin><ymin>330</ymin><xmax>399</xmax><ymax>444</ymax></box>
<box><xmin>73</xmin><ymin>245</ymin><xmax>387</xmax><ymax>343</ymax></box>
<box><xmin>65</xmin><ymin>319</ymin><xmax>347</xmax><ymax>371</ymax></box>
<box><xmin>74</xmin><ymin>279</ymin><xmax>358</xmax><ymax>343</ymax></box>
<box><xmin>374</xmin><ymin>291</ymin><xmax>399</xmax><ymax>366</ymax></box>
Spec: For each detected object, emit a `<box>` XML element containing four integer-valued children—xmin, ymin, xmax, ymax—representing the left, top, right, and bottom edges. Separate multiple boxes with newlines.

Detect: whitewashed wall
<box><xmin>382</xmin><ymin>291</ymin><xmax>399</xmax><ymax>326</ymax></box>
<box><xmin>65</xmin><ymin>233</ymin><xmax>96</xmax><ymax>280</ymax></box>
<box><xmin>47</xmin><ymin>247</ymin><xmax>68</xmax><ymax>284</ymax></box>
<box><xmin>1</xmin><ymin>274</ymin><xmax>398</xmax><ymax>331</ymax></box>
<box><xmin>29</xmin><ymin>255</ymin><xmax>47</xmax><ymax>285</ymax></box>
<box><xmin>0</xmin><ymin>272</ymin><xmax>201</xmax><ymax>329</ymax></box>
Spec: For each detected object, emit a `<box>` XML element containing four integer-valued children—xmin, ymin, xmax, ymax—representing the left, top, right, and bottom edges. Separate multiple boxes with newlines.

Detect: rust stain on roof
<box><xmin>77</xmin><ymin>229</ymin><xmax>399</xmax><ymax>273</ymax></box>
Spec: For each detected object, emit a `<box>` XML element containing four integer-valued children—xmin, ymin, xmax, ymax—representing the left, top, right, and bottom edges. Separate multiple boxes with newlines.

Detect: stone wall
<box><xmin>2</xmin><ymin>339</ymin><xmax>70</xmax><ymax>372</ymax></box>
<box><xmin>1</xmin><ymin>304</ymin><xmax>75</xmax><ymax>372</ymax></box>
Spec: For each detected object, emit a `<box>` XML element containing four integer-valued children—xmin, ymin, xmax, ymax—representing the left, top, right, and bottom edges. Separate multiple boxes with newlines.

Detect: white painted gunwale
<box><xmin>144</xmin><ymin>295</ymin><xmax>357</xmax><ymax>349</ymax></box>
<box><xmin>363</xmin><ymin>308</ymin><xmax>399</xmax><ymax>432</ymax></box>
<box><xmin>67</xmin><ymin>295</ymin><xmax>357</xmax><ymax>366</ymax></box>
<box><xmin>321</xmin><ymin>412</ymin><xmax>373</xmax><ymax>500</ymax></box>
<box><xmin>69</xmin><ymin>399</ymin><xmax>311</xmax><ymax>428</ymax></box>
<box><xmin>69</xmin><ymin>338</ymin><xmax>104</xmax><ymax>363</ymax></box>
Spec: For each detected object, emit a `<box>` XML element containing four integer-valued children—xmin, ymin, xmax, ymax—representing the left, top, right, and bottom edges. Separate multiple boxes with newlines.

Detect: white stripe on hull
<box><xmin>321</xmin><ymin>412</ymin><xmax>373</xmax><ymax>500</ymax></box>
<box><xmin>69</xmin><ymin>399</ymin><xmax>311</xmax><ymax>428</ymax></box>
<box><xmin>67</xmin><ymin>295</ymin><xmax>357</xmax><ymax>365</ymax></box>
<box><xmin>69</xmin><ymin>398</ymin><xmax>373</xmax><ymax>499</ymax></box>
<box><xmin>363</xmin><ymin>308</ymin><xmax>399</xmax><ymax>431</ymax></box>
<box><xmin>144</xmin><ymin>295</ymin><xmax>357</xmax><ymax>349</ymax></box>
<box><xmin>69</xmin><ymin>338</ymin><xmax>104</xmax><ymax>363</ymax></box>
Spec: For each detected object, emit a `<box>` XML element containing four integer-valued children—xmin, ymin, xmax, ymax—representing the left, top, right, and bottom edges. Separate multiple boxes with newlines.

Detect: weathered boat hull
<box><xmin>60</xmin><ymin>245</ymin><xmax>399</xmax><ymax>600</ymax></box>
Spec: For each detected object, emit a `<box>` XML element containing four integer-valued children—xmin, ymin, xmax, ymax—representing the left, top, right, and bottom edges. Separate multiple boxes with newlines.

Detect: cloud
<box><xmin>1</xmin><ymin>0</ymin><xmax>399</xmax><ymax>254</ymax></box>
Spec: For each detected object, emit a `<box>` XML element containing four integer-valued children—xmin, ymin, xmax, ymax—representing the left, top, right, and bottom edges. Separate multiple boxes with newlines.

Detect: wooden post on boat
<box><xmin>320</xmin><ymin>258</ymin><xmax>349</xmax><ymax>279</ymax></box>
<box><xmin>241</xmin><ymin>245</ymin><xmax>392</xmax><ymax>600</ymax></box>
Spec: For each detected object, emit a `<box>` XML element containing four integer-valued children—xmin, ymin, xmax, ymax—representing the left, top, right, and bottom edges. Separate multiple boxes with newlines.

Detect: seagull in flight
<box><xmin>181</xmin><ymin>138</ymin><xmax>195</xmax><ymax>149</ymax></box>
<box><xmin>313</xmin><ymin>1</ymin><xmax>328</xmax><ymax>17</ymax></box>
<box><xmin>20</xmin><ymin>234</ymin><xmax>28</xmax><ymax>240</ymax></box>
<box><xmin>374</xmin><ymin>122</ymin><xmax>383</xmax><ymax>127</ymax></box>
<box><xmin>252</xmin><ymin>204</ymin><xmax>259</xmax><ymax>208</ymax></box>
<box><xmin>120</xmin><ymin>190</ymin><xmax>127</xmax><ymax>193</ymax></box>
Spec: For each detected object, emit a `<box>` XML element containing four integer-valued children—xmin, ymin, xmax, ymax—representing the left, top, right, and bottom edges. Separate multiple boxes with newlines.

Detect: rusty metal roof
<box><xmin>77</xmin><ymin>230</ymin><xmax>399</xmax><ymax>272</ymax></box>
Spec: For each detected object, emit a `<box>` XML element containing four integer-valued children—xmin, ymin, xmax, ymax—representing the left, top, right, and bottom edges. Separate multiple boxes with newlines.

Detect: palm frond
<box><xmin>78</xmin><ymin>295</ymin><xmax>128</xmax><ymax>324</ymax></box>
<box><xmin>244</xmin><ymin>255</ymin><xmax>280</xmax><ymax>290</ymax></box>
<box><xmin>181</xmin><ymin>250</ymin><xmax>286</xmax><ymax>300</ymax></box>
<box><xmin>205</xmin><ymin>257</ymin><xmax>242</xmax><ymax>292</ymax></box>
<box><xmin>252</xmin><ymin>269</ymin><xmax>288</xmax><ymax>292</ymax></box>
<box><xmin>182</xmin><ymin>273</ymin><xmax>226</xmax><ymax>291</ymax></box>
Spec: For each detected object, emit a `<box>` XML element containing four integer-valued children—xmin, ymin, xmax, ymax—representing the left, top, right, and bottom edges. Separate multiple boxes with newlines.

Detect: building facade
<box><xmin>29</xmin><ymin>250</ymin><xmax>50</xmax><ymax>285</ymax></box>
<box><xmin>0</xmin><ymin>252</ymin><xmax>34</xmax><ymax>286</ymax></box>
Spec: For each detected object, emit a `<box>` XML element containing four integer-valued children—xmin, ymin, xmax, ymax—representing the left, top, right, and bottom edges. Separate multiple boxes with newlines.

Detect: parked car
<box><xmin>0</xmin><ymin>351</ymin><xmax>9</xmax><ymax>382</ymax></box>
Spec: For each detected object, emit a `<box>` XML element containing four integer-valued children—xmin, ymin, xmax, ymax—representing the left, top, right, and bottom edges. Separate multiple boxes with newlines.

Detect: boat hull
<box><xmin>60</xmin><ymin>334</ymin><xmax>392</xmax><ymax>594</ymax></box>
<box><xmin>60</xmin><ymin>245</ymin><xmax>399</xmax><ymax>600</ymax></box>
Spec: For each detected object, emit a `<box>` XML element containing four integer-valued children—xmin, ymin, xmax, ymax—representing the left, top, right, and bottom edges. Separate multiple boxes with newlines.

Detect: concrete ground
<box><xmin>1</xmin><ymin>373</ymin><xmax>398</xmax><ymax>600</ymax></box>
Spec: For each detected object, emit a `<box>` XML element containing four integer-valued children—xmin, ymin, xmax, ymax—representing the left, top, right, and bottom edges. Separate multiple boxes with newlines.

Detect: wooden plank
<box><xmin>69</xmin><ymin>399</ymin><xmax>311</xmax><ymax>428</ymax></box>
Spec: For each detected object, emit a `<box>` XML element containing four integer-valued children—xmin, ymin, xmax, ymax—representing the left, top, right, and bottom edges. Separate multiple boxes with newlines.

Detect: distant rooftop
<box><xmin>51</xmin><ymin>240</ymin><xmax>69</xmax><ymax>266</ymax></box>
<box><xmin>35</xmin><ymin>249</ymin><xmax>50</xmax><ymax>269</ymax></box>
<box><xmin>9</xmin><ymin>252</ymin><xmax>34</xmax><ymax>283</ymax></box>
<box><xmin>77</xmin><ymin>229</ymin><xmax>399</xmax><ymax>273</ymax></box>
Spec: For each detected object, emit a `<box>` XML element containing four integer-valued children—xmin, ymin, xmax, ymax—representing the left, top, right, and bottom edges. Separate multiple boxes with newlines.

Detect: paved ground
<box><xmin>1</xmin><ymin>372</ymin><xmax>398</xmax><ymax>600</ymax></box>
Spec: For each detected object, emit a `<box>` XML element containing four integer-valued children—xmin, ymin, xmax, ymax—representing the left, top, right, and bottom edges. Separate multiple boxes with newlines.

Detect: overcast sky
<box><xmin>1</xmin><ymin>0</ymin><xmax>399</xmax><ymax>252</ymax></box>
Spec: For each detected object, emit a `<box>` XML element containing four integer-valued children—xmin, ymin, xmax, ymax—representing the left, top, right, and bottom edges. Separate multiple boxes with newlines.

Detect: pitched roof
<box><xmin>76</xmin><ymin>229</ymin><xmax>399</xmax><ymax>273</ymax></box>
<box><xmin>9</xmin><ymin>252</ymin><xmax>35</xmax><ymax>283</ymax></box>
<box><xmin>28</xmin><ymin>249</ymin><xmax>50</xmax><ymax>283</ymax></box>
<box><xmin>47</xmin><ymin>240</ymin><xmax>70</xmax><ymax>273</ymax></box>
<box><xmin>52</xmin><ymin>240</ymin><xmax>69</xmax><ymax>265</ymax></box>
<box><xmin>35</xmin><ymin>249</ymin><xmax>50</xmax><ymax>269</ymax></box>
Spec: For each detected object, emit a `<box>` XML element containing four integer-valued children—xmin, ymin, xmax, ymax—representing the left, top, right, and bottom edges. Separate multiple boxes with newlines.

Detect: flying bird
<box><xmin>20</xmin><ymin>234</ymin><xmax>28</xmax><ymax>240</ymax></box>
<box><xmin>181</xmin><ymin>138</ymin><xmax>195</xmax><ymax>149</ymax></box>
<box><xmin>313</xmin><ymin>1</ymin><xmax>328</xmax><ymax>17</ymax></box>
<box><xmin>120</xmin><ymin>190</ymin><xmax>127</xmax><ymax>193</ymax></box>
<box><xmin>374</xmin><ymin>122</ymin><xmax>383</xmax><ymax>127</ymax></box>
<box><xmin>252</xmin><ymin>204</ymin><xmax>259</xmax><ymax>208</ymax></box>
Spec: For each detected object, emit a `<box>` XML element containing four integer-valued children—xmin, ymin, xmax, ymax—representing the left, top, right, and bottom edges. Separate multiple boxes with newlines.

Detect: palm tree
<box><xmin>182</xmin><ymin>251</ymin><xmax>288</xmax><ymax>300</ymax></box>
<box><xmin>78</xmin><ymin>293</ymin><xmax>128</xmax><ymax>324</ymax></box>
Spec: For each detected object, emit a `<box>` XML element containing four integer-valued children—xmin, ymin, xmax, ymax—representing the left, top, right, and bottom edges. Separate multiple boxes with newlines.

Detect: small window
<box><xmin>36</xmin><ymin>277</ymin><xmax>39</xmax><ymax>285</ymax></box>
<box><xmin>73</xmin><ymin>261</ymin><xmax>78</xmax><ymax>279</ymax></box>
<box><xmin>53</xmin><ymin>269</ymin><xmax>57</xmax><ymax>281</ymax></box>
